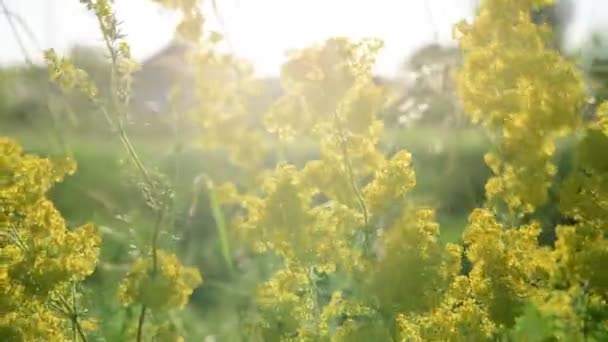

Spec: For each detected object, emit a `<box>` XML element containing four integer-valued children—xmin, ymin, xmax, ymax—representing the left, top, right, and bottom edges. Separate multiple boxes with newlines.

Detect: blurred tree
<box><xmin>0</xmin><ymin>66</ymin><xmax>51</xmax><ymax>125</ymax></box>
<box><xmin>581</xmin><ymin>32</ymin><xmax>608</xmax><ymax>118</ymax></box>
<box><xmin>0</xmin><ymin>45</ymin><xmax>114</xmax><ymax>136</ymax></box>
<box><xmin>471</xmin><ymin>0</ymin><xmax>574</xmax><ymax>52</ymax></box>
<box><xmin>530</xmin><ymin>0</ymin><xmax>574</xmax><ymax>51</ymax></box>
<box><xmin>384</xmin><ymin>43</ymin><xmax>464</xmax><ymax>129</ymax></box>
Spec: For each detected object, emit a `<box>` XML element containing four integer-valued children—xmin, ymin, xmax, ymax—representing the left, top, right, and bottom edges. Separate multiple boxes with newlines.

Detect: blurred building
<box><xmin>131</xmin><ymin>39</ymin><xmax>196</xmax><ymax>116</ymax></box>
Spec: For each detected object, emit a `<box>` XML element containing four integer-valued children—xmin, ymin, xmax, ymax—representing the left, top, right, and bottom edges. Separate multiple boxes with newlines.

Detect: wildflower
<box><xmin>118</xmin><ymin>250</ymin><xmax>202</xmax><ymax>311</ymax></box>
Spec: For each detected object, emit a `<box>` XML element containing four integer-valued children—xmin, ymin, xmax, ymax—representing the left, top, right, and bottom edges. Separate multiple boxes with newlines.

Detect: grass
<box><xmin>3</xmin><ymin>123</ymin><xmax>492</xmax><ymax>223</ymax></box>
<box><xmin>4</xmin><ymin>123</ymin><xmax>491</xmax><ymax>245</ymax></box>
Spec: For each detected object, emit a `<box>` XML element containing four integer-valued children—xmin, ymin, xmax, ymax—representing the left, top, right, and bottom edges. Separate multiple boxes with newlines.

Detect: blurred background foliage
<box><xmin>2</xmin><ymin>0</ymin><xmax>608</xmax><ymax>339</ymax></box>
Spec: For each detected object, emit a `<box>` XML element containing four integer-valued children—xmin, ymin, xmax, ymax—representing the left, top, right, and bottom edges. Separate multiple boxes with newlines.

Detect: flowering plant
<box><xmin>2</xmin><ymin>0</ymin><xmax>607</xmax><ymax>340</ymax></box>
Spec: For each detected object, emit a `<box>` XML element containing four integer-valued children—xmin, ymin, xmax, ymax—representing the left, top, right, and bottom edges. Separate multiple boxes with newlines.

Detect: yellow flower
<box><xmin>456</xmin><ymin>0</ymin><xmax>586</xmax><ymax>213</ymax></box>
<box><xmin>363</xmin><ymin>150</ymin><xmax>416</xmax><ymax>214</ymax></box>
<box><xmin>119</xmin><ymin>250</ymin><xmax>202</xmax><ymax>311</ymax></box>
<box><xmin>1</xmin><ymin>137</ymin><xmax>100</xmax><ymax>340</ymax></box>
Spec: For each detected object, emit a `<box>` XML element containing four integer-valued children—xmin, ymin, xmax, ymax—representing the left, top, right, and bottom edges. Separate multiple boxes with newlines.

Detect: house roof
<box><xmin>138</xmin><ymin>38</ymin><xmax>196</xmax><ymax>75</ymax></box>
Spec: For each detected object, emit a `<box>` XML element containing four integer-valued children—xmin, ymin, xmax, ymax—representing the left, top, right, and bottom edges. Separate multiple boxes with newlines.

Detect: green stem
<box><xmin>136</xmin><ymin>305</ymin><xmax>147</xmax><ymax>342</ymax></box>
<box><xmin>151</xmin><ymin>202</ymin><xmax>166</xmax><ymax>274</ymax></box>
<box><xmin>86</xmin><ymin>4</ymin><xmax>170</xmax><ymax>341</ymax></box>
<box><xmin>54</xmin><ymin>291</ymin><xmax>88</xmax><ymax>342</ymax></box>
<box><xmin>93</xmin><ymin>102</ymin><xmax>153</xmax><ymax>189</ymax></box>
<box><xmin>72</xmin><ymin>316</ymin><xmax>77</xmax><ymax>341</ymax></box>
<box><xmin>117</xmin><ymin>121</ymin><xmax>154</xmax><ymax>187</ymax></box>
<box><xmin>89</xmin><ymin>1</ymin><xmax>154</xmax><ymax>188</ymax></box>
<box><xmin>206</xmin><ymin>180</ymin><xmax>234</xmax><ymax>274</ymax></box>
<box><xmin>341</xmin><ymin>136</ymin><xmax>369</xmax><ymax>226</ymax></box>
<box><xmin>73</xmin><ymin>317</ymin><xmax>88</xmax><ymax>342</ymax></box>
<box><xmin>71</xmin><ymin>283</ymin><xmax>78</xmax><ymax>341</ymax></box>
<box><xmin>308</xmin><ymin>267</ymin><xmax>321</xmax><ymax>325</ymax></box>
<box><xmin>8</xmin><ymin>225</ymin><xmax>29</xmax><ymax>252</ymax></box>
<box><xmin>332</xmin><ymin>111</ymin><xmax>369</xmax><ymax>227</ymax></box>
<box><xmin>134</xmin><ymin>201</ymin><xmax>165</xmax><ymax>341</ymax></box>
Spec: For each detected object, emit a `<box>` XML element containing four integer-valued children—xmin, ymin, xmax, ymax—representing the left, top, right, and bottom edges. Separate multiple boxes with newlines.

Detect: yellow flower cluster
<box><xmin>251</xmin><ymin>267</ymin><xmax>315</xmax><ymax>339</ymax></box>
<box><xmin>368</xmin><ymin>209</ymin><xmax>462</xmax><ymax>316</ymax></box>
<box><xmin>61</xmin><ymin>1</ymin><xmax>140</xmax><ymax>107</ymax></box>
<box><xmin>463</xmin><ymin>209</ymin><xmax>553</xmax><ymax>326</ymax></box>
<box><xmin>1</xmin><ymin>137</ymin><xmax>100</xmax><ymax>341</ymax></box>
<box><xmin>595</xmin><ymin>102</ymin><xmax>608</xmax><ymax>136</ymax></box>
<box><xmin>363</xmin><ymin>151</ymin><xmax>416</xmax><ymax>215</ymax></box>
<box><xmin>231</xmin><ymin>37</ymin><xmax>483</xmax><ymax>341</ymax></box>
<box><xmin>398</xmin><ymin>276</ymin><xmax>497</xmax><ymax>341</ymax></box>
<box><xmin>265</xmin><ymin>38</ymin><xmax>384</xmax><ymax>140</ymax></box>
<box><xmin>455</xmin><ymin>0</ymin><xmax>587</xmax><ymax>213</ymax></box>
<box><xmin>44</xmin><ymin>49</ymin><xmax>98</xmax><ymax>100</ymax></box>
<box><xmin>442</xmin><ymin>0</ymin><xmax>608</xmax><ymax>340</ymax></box>
<box><xmin>118</xmin><ymin>250</ymin><xmax>202</xmax><ymax>311</ymax></box>
<box><xmin>40</xmin><ymin>1</ymin><xmax>205</xmax><ymax>339</ymax></box>
<box><xmin>9</xmin><ymin>0</ymin><xmax>608</xmax><ymax>340</ymax></box>
<box><xmin>548</xmin><ymin>121</ymin><xmax>608</xmax><ymax>338</ymax></box>
<box><xmin>234</xmin><ymin>1</ymin><xmax>608</xmax><ymax>340</ymax></box>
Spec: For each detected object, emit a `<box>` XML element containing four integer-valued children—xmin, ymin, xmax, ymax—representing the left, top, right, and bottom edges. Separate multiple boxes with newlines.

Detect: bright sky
<box><xmin>1</xmin><ymin>0</ymin><xmax>607</xmax><ymax>76</ymax></box>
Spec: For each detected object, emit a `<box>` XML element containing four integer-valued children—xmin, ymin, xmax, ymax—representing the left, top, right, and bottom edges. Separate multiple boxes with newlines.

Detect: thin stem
<box><xmin>98</xmin><ymin>15</ymin><xmax>153</xmax><ymax>186</ymax></box>
<box><xmin>136</xmin><ymin>305</ymin><xmax>147</xmax><ymax>342</ymax></box>
<box><xmin>86</xmin><ymin>4</ymin><xmax>167</xmax><ymax>341</ymax></box>
<box><xmin>88</xmin><ymin>0</ymin><xmax>154</xmax><ymax>186</ymax></box>
<box><xmin>332</xmin><ymin>111</ymin><xmax>369</xmax><ymax>227</ymax></box>
<box><xmin>85</xmin><ymin>4</ymin><xmax>183</xmax><ymax>341</ymax></box>
<box><xmin>207</xmin><ymin>180</ymin><xmax>234</xmax><ymax>274</ymax></box>
<box><xmin>134</xmin><ymin>202</ymin><xmax>165</xmax><ymax>342</ymax></box>
<box><xmin>133</xmin><ymin>201</ymin><xmax>165</xmax><ymax>341</ymax></box>
<box><xmin>151</xmin><ymin>202</ymin><xmax>166</xmax><ymax>274</ymax></box>
<box><xmin>0</xmin><ymin>8</ymin><xmax>41</xmax><ymax>53</ymax></box>
<box><xmin>91</xmin><ymin>98</ymin><xmax>154</xmax><ymax>190</ymax></box>
<box><xmin>308</xmin><ymin>267</ymin><xmax>321</xmax><ymax>325</ymax></box>
<box><xmin>117</xmin><ymin>121</ymin><xmax>154</xmax><ymax>187</ymax></box>
<box><xmin>71</xmin><ymin>283</ymin><xmax>88</xmax><ymax>342</ymax></box>
<box><xmin>54</xmin><ymin>292</ymin><xmax>88</xmax><ymax>342</ymax></box>
<box><xmin>48</xmin><ymin>300</ymin><xmax>68</xmax><ymax>316</ymax></box>
<box><xmin>8</xmin><ymin>225</ymin><xmax>29</xmax><ymax>252</ymax></box>
<box><xmin>71</xmin><ymin>283</ymin><xmax>78</xmax><ymax>341</ymax></box>
<box><xmin>210</xmin><ymin>0</ymin><xmax>243</xmax><ymax>81</ymax></box>
<box><xmin>74</xmin><ymin>318</ymin><xmax>88</xmax><ymax>342</ymax></box>
<box><xmin>341</xmin><ymin>136</ymin><xmax>369</xmax><ymax>226</ymax></box>
<box><xmin>0</xmin><ymin>0</ymin><xmax>32</xmax><ymax>65</ymax></box>
<box><xmin>88</xmin><ymin>3</ymin><xmax>155</xmax><ymax>190</ymax></box>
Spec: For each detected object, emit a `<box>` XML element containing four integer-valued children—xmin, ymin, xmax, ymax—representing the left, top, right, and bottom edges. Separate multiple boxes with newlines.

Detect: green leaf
<box><xmin>510</xmin><ymin>303</ymin><xmax>554</xmax><ymax>342</ymax></box>
<box><xmin>206</xmin><ymin>178</ymin><xmax>234</xmax><ymax>275</ymax></box>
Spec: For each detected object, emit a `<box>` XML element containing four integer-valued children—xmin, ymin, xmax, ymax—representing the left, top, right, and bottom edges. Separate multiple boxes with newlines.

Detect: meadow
<box><xmin>2</xmin><ymin>122</ymin><xmax>578</xmax><ymax>340</ymax></box>
<box><xmin>3</xmin><ymin>0</ymin><xmax>608</xmax><ymax>341</ymax></box>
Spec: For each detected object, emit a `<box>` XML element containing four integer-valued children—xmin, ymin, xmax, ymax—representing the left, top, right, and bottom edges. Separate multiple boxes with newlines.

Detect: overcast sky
<box><xmin>1</xmin><ymin>0</ymin><xmax>607</xmax><ymax>76</ymax></box>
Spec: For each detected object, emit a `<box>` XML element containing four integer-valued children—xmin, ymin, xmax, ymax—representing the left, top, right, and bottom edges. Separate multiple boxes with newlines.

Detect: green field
<box><xmin>2</xmin><ymin>123</ymin><xmax>576</xmax><ymax>339</ymax></box>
